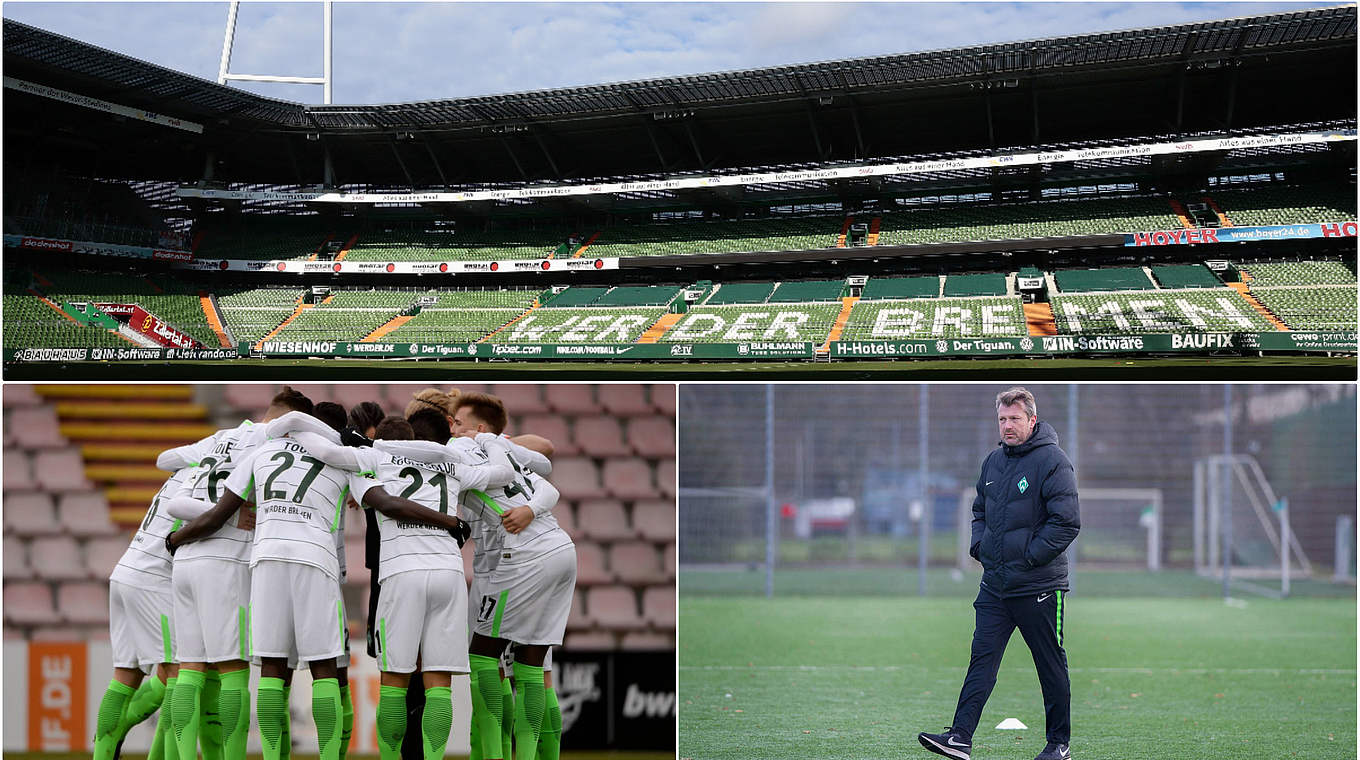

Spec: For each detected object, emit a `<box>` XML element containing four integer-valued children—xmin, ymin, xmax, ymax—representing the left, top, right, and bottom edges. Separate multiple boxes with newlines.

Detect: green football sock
<box><xmin>469</xmin><ymin>689</ymin><xmax>483</xmax><ymax>760</ymax></box>
<box><xmin>280</xmin><ymin>685</ymin><xmax>292</xmax><ymax>760</ymax></box>
<box><xmin>94</xmin><ymin>680</ymin><xmax>136</xmax><ymax>760</ymax></box>
<box><xmin>536</xmin><ymin>687</ymin><xmax>561</xmax><ymax>760</ymax></box>
<box><xmin>468</xmin><ymin>656</ymin><xmax>503</xmax><ymax>759</ymax></box>
<box><xmin>200</xmin><ymin>670</ymin><xmax>223</xmax><ymax>760</ymax></box>
<box><xmin>312</xmin><ymin>678</ymin><xmax>342</xmax><ymax>760</ymax></box>
<box><xmin>422</xmin><ymin>686</ymin><xmax>453</xmax><ymax>760</ymax></box>
<box><xmin>115</xmin><ymin>674</ymin><xmax>165</xmax><ymax>741</ymax></box>
<box><xmin>511</xmin><ymin>663</ymin><xmax>545</xmax><ymax>760</ymax></box>
<box><xmin>339</xmin><ymin>683</ymin><xmax>354</xmax><ymax>760</ymax></box>
<box><xmin>500</xmin><ymin>676</ymin><xmax>513</xmax><ymax>760</ymax></box>
<box><xmin>375</xmin><ymin>685</ymin><xmax>407</xmax><ymax>760</ymax></box>
<box><xmin>256</xmin><ymin>677</ymin><xmax>287</xmax><ymax>760</ymax></box>
<box><xmin>218</xmin><ymin>670</ymin><xmax>251</xmax><ymax>760</ymax></box>
<box><xmin>150</xmin><ymin>677</ymin><xmax>179</xmax><ymax>760</ymax></box>
<box><xmin>171</xmin><ymin>668</ymin><xmax>205</xmax><ymax>760</ymax></box>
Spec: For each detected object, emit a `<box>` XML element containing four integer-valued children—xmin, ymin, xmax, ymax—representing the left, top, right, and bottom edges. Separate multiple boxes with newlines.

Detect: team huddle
<box><xmin>93</xmin><ymin>387</ymin><xmax>578</xmax><ymax>760</ymax></box>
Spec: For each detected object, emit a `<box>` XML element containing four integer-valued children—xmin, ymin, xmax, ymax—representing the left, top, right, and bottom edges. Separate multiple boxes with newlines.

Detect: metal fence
<box><xmin>678</xmin><ymin>383</ymin><xmax>1357</xmax><ymax>597</ymax></box>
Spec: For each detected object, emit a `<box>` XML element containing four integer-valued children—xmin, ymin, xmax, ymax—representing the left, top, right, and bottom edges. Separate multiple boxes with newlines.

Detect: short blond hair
<box><xmin>403</xmin><ymin>387</ymin><xmax>464</xmax><ymax>420</ymax></box>
<box><xmin>995</xmin><ymin>387</ymin><xmax>1037</xmax><ymax>418</ymax></box>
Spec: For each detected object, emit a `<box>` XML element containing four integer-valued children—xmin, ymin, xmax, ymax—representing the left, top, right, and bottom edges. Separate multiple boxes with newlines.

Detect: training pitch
<box><xmin>678</xmin><ymin>570</ymin><xmax>1356</xmax><ymax>760</ymax></box>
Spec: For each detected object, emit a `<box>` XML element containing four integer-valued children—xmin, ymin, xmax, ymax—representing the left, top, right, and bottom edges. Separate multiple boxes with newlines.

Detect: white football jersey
<box><xmin>448</xmin><ymin>438</ymin><xmax>507</xmax><ymax>577</ymax></box>
<box><xmin>361</xmin><ymin>439</ymin><xmax>506</xmax><ymax>583</ymax></box>
<box><xmin>463</xmin><ymin>438</ymin><xmax>571</xmax><ymax>568</ymax></box>
<box><xmin>224</xmin><ymin>437</ymin><xmax>379</xmax><ymax>581</ymax></box>
<box><xmin>109</xmin><ymin>435</ymin><xmax>218</xmax><ymax>587</ymax></box>
<box><xmin>173</xmin><ymin>422</ymin><xmax>269</xmax><ymax>566</ymax></box>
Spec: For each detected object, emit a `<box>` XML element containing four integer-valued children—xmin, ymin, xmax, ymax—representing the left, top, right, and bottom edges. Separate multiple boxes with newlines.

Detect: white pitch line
<box><xmin>680</xmin><ymin>665</ymin><xmax>1355</xmax><ymax>675</ymax></box>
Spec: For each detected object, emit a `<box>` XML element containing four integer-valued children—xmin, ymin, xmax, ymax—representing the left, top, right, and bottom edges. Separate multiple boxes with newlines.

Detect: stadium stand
<box><xmin>660</xmin><ymin>302</ymin><xmax>842</xmax><ymax>343</ymax></box>
<box><xmin>1250</xmin><ymin>287</ymin><xmax>1357</xmax><ymax>331</ymax></box>
<box><xmin>341</xmin><ymin>226</ymin><xmax>573</xmax><ymax>262</ymax></box>
<box><xmin>484</xmin><ymin>307</ymin><xmax>667</xmax><ymax>344</ymax></box>
<box><xmin>581</xmin><ymin>215</ymin><xmax>843</xmax><ymax>258</ymax></box>
<box><xmin>942</xmin><ymin>272</ymin><xmax>1009</xmax><ymax>297</ymax></box>
<box><xmin>877</xmin><ymin>195</ymin><xmax>1180</xmax><ymax>245</ymax></box>
<box><xmin>1210</xmin><ymin>184</ymin><xmax>1357</xmax><ymax>227</ymax></box>
<box><xmin>1150</xmin><ymin>264</ymin><xmax>1223</xmax><ymax>289</ymax></box>
<box><xmin>769</xmin><ymin>279</ymin><xmax>844</xmax><ymax>302</ymax></box>
<box><xmin>1050</xmin><ymin>288</ymin><xmax>1279</xmax><ymax>334</ymax></box>
<box><xmin>3</xmin><ymin>384</ymin><xmax>676</xmax><ymax>650</ymax></box>
<box><xmin>839</xmin><ymin>296</ymin><xmax>1028</xmax><ymax>340</ymax></box>
<box><xmin>1053</xmin><ymin>267</ymin><xmax>1156</xmax><ymax>292</ymax></box>
<box><xmin>704</xmin><ymin>281</ymin><xmax>778</xmax><ymax>305</ymax></box>
<box><xmin>1238</xmin><ymin>260</ymin><xmax>1356</xmax><ymax>286</ymax></box>
<box><xmin>860</xmin><ymin>276</ymin><xmax>940</xmax><ymax>300</ymax></box>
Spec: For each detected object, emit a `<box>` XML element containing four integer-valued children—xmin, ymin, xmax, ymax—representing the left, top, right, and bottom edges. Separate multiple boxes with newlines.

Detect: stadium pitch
<box><xmin>678</xmin><ymin>570</ymin><xmax>1356</xmax><ymax>760</ymax></box>
<box><xmin>4</xmin><ymin>355</ymin><xmax>1354</xmax><ymax>381</ymax></box>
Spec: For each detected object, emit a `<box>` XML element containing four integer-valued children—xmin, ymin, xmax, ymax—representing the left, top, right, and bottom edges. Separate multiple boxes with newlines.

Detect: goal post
<box><xmin>1194</xmin><ymin>454</ymin><xmax>1312</xmax><ymax>597</ymax></box>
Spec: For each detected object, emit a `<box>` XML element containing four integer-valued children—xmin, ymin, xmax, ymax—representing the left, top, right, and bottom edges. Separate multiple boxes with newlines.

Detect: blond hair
<box><xmin>403</xmin><ymin>387</ymin><xmax>461</xmax><ymax>419</ymax></box>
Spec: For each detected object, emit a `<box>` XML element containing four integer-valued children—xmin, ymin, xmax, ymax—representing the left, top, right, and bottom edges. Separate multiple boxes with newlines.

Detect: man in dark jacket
<box><xmin>919</xmin><ymin>387</ymin><xmax>1079</xmax><ymax>760</ymax></box>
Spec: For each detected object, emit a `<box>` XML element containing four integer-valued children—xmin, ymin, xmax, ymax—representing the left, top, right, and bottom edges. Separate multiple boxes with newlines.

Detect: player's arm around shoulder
<box><xmin>360</xmin><ymin>482</ymin><xmax>463</xmax><ymax>534</ymax></box>
<box><xmin>292</xmin><ymin>431</ymin><xmax>367</xmax><ymax>472</ymax></box>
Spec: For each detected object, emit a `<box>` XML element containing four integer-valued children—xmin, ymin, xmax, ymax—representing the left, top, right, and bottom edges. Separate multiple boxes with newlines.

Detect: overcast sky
<box><xmin>3</xmin><ymin>2</ymin><xmax>1337</xmax><ymax>105</ymax></box>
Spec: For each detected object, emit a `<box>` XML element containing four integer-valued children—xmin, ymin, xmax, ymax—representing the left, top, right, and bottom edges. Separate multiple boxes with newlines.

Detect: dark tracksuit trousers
<box><xmin>951</xmin><ymin>584</ymin><xmax>1070</xmax><ymax>745</ymax></box>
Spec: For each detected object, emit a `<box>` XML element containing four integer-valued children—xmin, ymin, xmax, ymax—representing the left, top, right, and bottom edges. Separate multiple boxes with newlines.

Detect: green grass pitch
<box><xmin>679</xmin><ymin>577</ymin><xmax>1356</xmax><ymax>759</ymax></box>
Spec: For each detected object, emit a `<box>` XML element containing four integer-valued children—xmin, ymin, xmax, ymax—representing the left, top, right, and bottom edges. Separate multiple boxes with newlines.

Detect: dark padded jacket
<box><xmin>969</xmin><ymin>420</ymin><xmax>1080</xmax><ymax>598</ymax></box>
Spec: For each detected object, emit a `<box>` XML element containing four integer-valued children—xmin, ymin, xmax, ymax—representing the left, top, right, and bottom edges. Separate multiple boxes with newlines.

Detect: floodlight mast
<box><xmin>218</xmin><ymin>0</ymin><xmax>333</xmax><ymax>104</ymax></box>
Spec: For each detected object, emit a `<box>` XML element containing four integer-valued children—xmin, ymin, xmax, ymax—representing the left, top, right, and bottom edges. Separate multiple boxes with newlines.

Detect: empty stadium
<box><xmin>3</xmin><ymin>6</ymin><xmax>1356</xmax><ymax>378</ymax></box>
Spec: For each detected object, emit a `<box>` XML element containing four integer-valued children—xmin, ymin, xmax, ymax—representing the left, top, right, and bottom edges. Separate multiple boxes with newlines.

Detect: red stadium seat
<box><xmin>85</xmin><ymin>536</ymin><xmax>128</xmax><ymax>580</ymax></box>
<box><xmin>587</xmin><ymin>586</ymin><xmax>643</xmax><ymax>630</ymax></box>
<box><xmin>4</xmin><ymin>493</ymin><xmax>62</xmax><ymax>536</ymax></box>
<box><xmin>575</xmin><ymin>500</ymin><xmax>634</xmax><ymax>542</ymax></box>
<box><xmin>224</xmin><ymin>385</ymin><xmax>275</xmax><ymax>415</ymax></box>
<box><xmin>657</xmin><ymin>460</ymin><xmax>676</xmax><ymax>499</ymax></box>
<box><xmin>599</xmin><ymin>385</ymin><xmax>655</xmax><ymax>417</ymax></box>
<box><xmin>58</xmin><ymin>492</ymin><xmax>120</xmax><ymax>537</ymax></box>
<box><xmin>626</xmin><ymin>417</ymin><xmax>674</xmax><ymax>459</ymax></box>
<box><xmin>574</xmin><ymin>542</ymin><xmax>613</xmax><ymax>586</ymax></box>
<box><xmin>4</xmin><ymin>536</ymin><xmax>33</xmax><ymax>580</ymax></box>
<box><xmin>490</xmin><ymin>385</ymin><xmax>549</xmax><ymax>415</ymax></box>
<box><xmin>4</xmin><ymin>450</ymin><xmax>35</xmax><ymax>491</ymax></box>
<box><xmin>544</xmin><ymin>385</ymin><xmax>599</xmax><ymax>415</ymax></box>
<box><xmin>632</xmin><ymin>500</ymin><xmax>676</xmax><ymax>542</ymax></box>
<box><xmin>610</xmin><ymin>541</ymin><xmax>667</xmax><ymax>586</ymax></box>
<box><xmin>602</xmin><ymin>458</ymin><xmax>655</xmax><ymax>500</ymax></box>
<box><xmin>550</xmin><ymin>503</ymin><xmax>577</xmax><ymax>538</ymax></box>
<box><xmin>573</xmin><ymin>416</ymin><xmax>631</xmax><ymax>457</ymax></box>
<box><xmin>662</xmin><ymin>543</ymin><xmax>676</xmax><ymax>580</ymax></box>
<box><xmin>289</xmin><ymin>384</ymin><xmax>334</xmax><ymax>406</ymax></box>
<box><xmin>3</xmin><ymin>627</ymin><xmax>26</xmax><ymax>640</ymax></box>
<box><xmin>641</xmin><ymin>585</ymin><xmax>675</xmax><ymax>629</ymax></box>
<box><xmin>33</xmin><ymin>448</ymin><xmax>92</xmax><ymax>492</ymax></box>
<box><xmin>32</xmin><ymin>626</ymin><xmax>90</xmax><ymax>642</ymax></box>
<box><xmin>567</xmin><ymin>591</ymin><xmax>592</xmax><ymax>630</ymax></box>
<box><xmin>549</xmin><ymin>457</ymin><xmax>605</xmax><ymax>500</ymax></box>
<box><xmin>518</xmin><ymin>414</ymin><xmax>576</xmax><ymax>456</ymax></box>
<box><xmin>9</xmin><ymin>406</ymin><xmax>67</xmax><ymax>448</ymax></box>
<box><xmin>652</xmin><ymin>384</ymin><xmax>676</xmax><ymax>417</ymax></box>
<box><xmin>4</xmin><ymin>582</ymin><xmax>62</xmax><ymax>625</ymax></box>
<box><xmin>30</xmin><ymin>536</ymin><xmax>88</xmax><ymax>581</ymax></box>
<box><xmin>564</xmin><ymin>630</ymin><xmax>616</xmax><ymax>649</ymax></box>
<box><xmin>58</xmin><ymin>582</ymin><xmax>110</xmax><ymax>625</ymax></box>
<box><xmin>2</xmin><ymin>384</ymin><xmax>44</xmax><ymax>408</ymax></box>
<box><xmin>620</xmin><ymin>631</ymin><xmax>673</xmax><ymax>650</ymax></box>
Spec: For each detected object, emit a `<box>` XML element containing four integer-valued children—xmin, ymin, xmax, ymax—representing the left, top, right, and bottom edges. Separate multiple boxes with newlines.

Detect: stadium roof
<box><xmin>5</xmin><ymin>5</ymin><xmax>1356</xmax><ymax>185</ymax></box>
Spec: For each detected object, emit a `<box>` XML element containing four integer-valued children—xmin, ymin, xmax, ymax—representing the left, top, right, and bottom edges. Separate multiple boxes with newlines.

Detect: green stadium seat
<box><xmin>1050</xmin><ymin>288</ymin><xmax>1277</xmax><ymax>334</ymax></box>
<box><xmin>840</xmin><ymin>296</ymin><xmax>1027</xmax><ymax>340</ymax></box>
<box><xmin>860</xmin><ymin>276</ymin><xmax>940</xmax><ymax>300</ymax></box>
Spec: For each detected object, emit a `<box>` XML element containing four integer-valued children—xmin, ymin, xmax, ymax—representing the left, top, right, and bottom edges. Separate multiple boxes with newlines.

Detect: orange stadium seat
<box><xmin>4</xmin><ymin>582</ymin><xmax>62</xmax><ymax>626</ymax></box>
<box><xmin>545</xmin><ymin>385</ymin><xmax>600</xmax><ymax>415</ymax></box>
<box><xmin>575</xmin><ymin>500</ymin><xmax>634</xmax><ymax>542</ymax></box>
<box><xmin>58</xmin><ymin>582</ymin><xmax>110</xmax><ymax>625</ymax></box>
<box><xmin>57</xmin><ymin>492</ymin><xmax>120</xmax><ymax>537</ymax></box>
<box><xmin>599</xmin><ymin>385</ymin><xmax>655</xmax><ymax>417</ymax></box>
<box><xmin>550</xmin><ymin>457</ymin><xmax>605</xmax><ymax>500</ymax></box>
<box><xmin>4</xmin><ymin>450</ymin><xmax>36</xmax><ymax>491</ymax></box>
<box><xmin>602</xmin><ymin>458</ymin><xmax>655</xmax><ymax>500</ymax></box>
<box><xmin>641</xmin><ymin>585</ymin><xmax>676</xmax><ymax>629</ymax></box>
<box><xmin>627</xmin><ymin>417</ymin><xmax>674</xmax><ymax>459</ymax></box>
<box><xmin>5</xmin><ymin>493</ymin><xmax>61</xmax><ymax>536</ymax></box>
<box><xmin>490</xmin><ymin>384</ymin><xmax>550</xmax><ymax>415</ymax></box>
<box><xmin>574</xmin><ymin>542</ymin><xmax>613</xmax><ymax>586</ymax></box>
<box><xmin>620</xmin><ymin>631</ymin><xmax>673</xmax><ymax>650</ymax></box>
<box><xmin>573</xmin><ymin>416</ymin><xmax>631</xmax><ymax>457</ymax></box>
<box><xmin>610</xmin><ymin>541</ymin><xmax>667</xmax><ymax>586</ymax></box>
<box><xmin>84</xmin><ymin>536</ymin><xmax>128</xmax><ymax>580</ymax></box>
<box><xmin>9</xmin><ymin>406</ymin><xmax>67</xmax><ymax>448</ymax></box>
<box><xmin>33</xmin><ymin>449</ymin><xmax>92</xmax><ymax>492</ymax></box>
<box><xmin>4</xmin><ymin>536</ymin><xmax>33</xmax><ymax>580</ymax></box>
<box><xmin>588</xmin><ymin>586</ymin><xmax>643</xmax><ymax>630</ymax></box>
<box><xmin>632</xmin><ymin>500</ymin><xmax>676</xmax><ymax>542</ymax></box>
<box><xmin>30</xmin><ymin>536</ymin><xmax>88</xmax><ymax>581</ymax></box>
